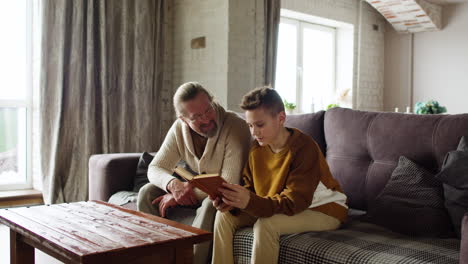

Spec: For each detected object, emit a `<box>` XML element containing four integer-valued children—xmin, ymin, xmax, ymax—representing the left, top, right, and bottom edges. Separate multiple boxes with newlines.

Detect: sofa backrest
<box><xmin>285</xmin><ymin>111</ymin><xmax>327</xmax><ymax>155</ymax></box>
<box><xmin>324</xmin><ymin>107</ymin><xmax>468</xmax><ymax>210</ymax></box>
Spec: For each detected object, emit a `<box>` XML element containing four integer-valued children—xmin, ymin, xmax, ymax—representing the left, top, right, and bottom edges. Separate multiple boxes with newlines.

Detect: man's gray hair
<box><xmin>173</xmin><ymin>82</ymin><xmax>214</xmax><ymax>117</ymax></box>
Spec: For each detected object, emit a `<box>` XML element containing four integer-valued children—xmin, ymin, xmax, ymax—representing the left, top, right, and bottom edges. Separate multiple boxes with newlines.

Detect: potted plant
<box><xmin>414</xmin><ymin>100</ymin><xmax>447</xmax><ymax>114</ymax></box>
<box><xmin>283</xmin><ymin>100</ymin><xmax>296</xmax><ymax>114</ymax></box>
<box><xmin>326</xmin><ymin>103</ymin><xmax>339</xmax><ymax>110</ymax></box>
<box><xmin>326</xmin><ymin>88</ymin><xmax>350</xmax><ymax>111</ymax></box>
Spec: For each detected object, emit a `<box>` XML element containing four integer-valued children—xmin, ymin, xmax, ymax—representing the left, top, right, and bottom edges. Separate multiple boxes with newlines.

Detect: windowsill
<box><xmin>0</xmin><ymin>189</ymin><xmax>44</xmax><ymax>208</ymax></box>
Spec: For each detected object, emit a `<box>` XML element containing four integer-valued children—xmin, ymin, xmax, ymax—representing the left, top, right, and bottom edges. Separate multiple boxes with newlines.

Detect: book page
<box><xmin>195</xmin><ymin>173</ymin><xmax>219</xmax><ymax>179</ymax></box>
<box><xmin>174</xmin><ymin>167</ymin><xmax>194</xmax><ymax>181</ymax></box>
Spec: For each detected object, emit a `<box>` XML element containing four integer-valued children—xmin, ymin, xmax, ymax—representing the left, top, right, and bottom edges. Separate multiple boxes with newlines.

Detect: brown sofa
<box><xmin>89</xmin><ymin>107</ymin><xmax>468</xmax><ymax>263</ymax></box>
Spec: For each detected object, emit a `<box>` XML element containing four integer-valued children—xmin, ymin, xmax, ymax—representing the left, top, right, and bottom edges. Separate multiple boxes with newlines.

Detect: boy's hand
<box><xmin>212</xmin><ymin>197</ymin><xmax>233</xmax><ymax>212</ymax></box>
<box><xmin>219</xmin><ymin>182</ymin><xmax>250</xmax><ymax>209</ymax></box>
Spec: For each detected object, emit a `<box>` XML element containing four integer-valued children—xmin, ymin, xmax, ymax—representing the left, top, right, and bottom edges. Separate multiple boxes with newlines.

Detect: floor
<box><xmin>0</xmin><ymin>224</ymin><xmax>63</xmax><ymax>264</ymax></box>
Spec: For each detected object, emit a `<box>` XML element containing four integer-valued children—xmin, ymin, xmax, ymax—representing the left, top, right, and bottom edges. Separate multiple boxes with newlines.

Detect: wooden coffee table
<box><xmin>0</xmin><ymin>200</ymin><xmax>212</xmax><ymax>264</ymax></box>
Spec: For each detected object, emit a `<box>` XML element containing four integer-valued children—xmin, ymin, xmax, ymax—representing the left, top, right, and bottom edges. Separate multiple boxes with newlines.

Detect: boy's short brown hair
<box><xmin>240</xmin><ymin>87</ymin><xmax>285</xmax><ymax>115</ymax></box>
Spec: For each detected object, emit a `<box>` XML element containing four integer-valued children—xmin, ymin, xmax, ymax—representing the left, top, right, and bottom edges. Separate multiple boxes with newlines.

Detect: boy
<box><xmin>211</xmin><ymin>87</ymin><xmax>348</xmax><ymax>264</ymax></box>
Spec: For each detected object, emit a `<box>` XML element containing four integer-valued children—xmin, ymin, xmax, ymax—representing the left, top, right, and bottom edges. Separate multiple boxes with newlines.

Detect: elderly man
<box><xmin>137</xmin><ymin>82</ymin><xmax>251</xmax><ymax>264</ymax></box>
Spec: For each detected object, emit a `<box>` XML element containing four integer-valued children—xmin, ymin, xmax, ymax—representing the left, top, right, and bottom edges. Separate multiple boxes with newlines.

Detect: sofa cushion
<box><xmin>436</xmin><ymin>136</ymin><xmax>468</xmax><ymax>237</ymax></box>
<box><xmin>436</xmin><ymin>137</ymin><xmax>468</xmax><ymax>188</ymax></box>
<box><xmin>233</xmin><ymin>221</ymin><xmax>459</xmax><ymax>264</ymax></box>
<box><xmin>458</xmin><ymin>136</ymin><xmax>468</xmax><ymax>150</ymax></box>
<box><xmin>108</xmin><ymin>191</ymin><xmax>138</xmax><ymax>206</ymax></box>
<box><xmin>133</xmin><ymin>152</ymin><xmax>154</xmax><ymax>192</ymax></box>
<box><xmin>365</xmin><ymin>156</ymin><xmax>453</xmax><ymax>237</ymax></box>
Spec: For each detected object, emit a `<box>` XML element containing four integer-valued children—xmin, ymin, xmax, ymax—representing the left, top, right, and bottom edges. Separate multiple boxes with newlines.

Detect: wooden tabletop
<box><xmin>0</xmin><ymin>200</ymin><xmax>212</xmax><ymax>263</ymax></box>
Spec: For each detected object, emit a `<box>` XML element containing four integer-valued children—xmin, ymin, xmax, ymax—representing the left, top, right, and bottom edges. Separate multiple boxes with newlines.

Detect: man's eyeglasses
<box><xmin>186</xmin><ymin>104</ymin><xmax>215</xmax><ymax>122</ymax></box>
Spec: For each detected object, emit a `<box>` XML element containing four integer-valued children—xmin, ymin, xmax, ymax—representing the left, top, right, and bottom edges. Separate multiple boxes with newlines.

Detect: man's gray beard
<box><xmin>204</xmin><ymin>123</ymin><xmax>218</xmax><ymax>138</ymax></box>
<box><xmin>198</xmin><ymin>120</ymin><xmax>218</xmax><ymax>138</ymax></box>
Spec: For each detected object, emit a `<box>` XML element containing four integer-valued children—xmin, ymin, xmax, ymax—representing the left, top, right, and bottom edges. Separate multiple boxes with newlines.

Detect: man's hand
<box><xmin>167</xmin><ymin>179</ymin><xmax>198</xmax><ymax>206</ymax></box>
<box><xmin>219</xmin><ymin>182</ymin><xmax>250</xmax><ymax>209</ymax></box>
<box><xmin>211</xmin><ymin>196</ymin><xmax>233</xmax><ymax>212</ymax></box>
<box><xmin>152</xmin><ymin>193</ymin><xmax>177</xmax><ymax>218</ymax></box>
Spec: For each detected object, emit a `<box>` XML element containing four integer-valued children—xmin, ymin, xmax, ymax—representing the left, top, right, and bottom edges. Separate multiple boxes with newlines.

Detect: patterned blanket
<box><xmin>233</xmin><ymin>221</ymin><xmax>459</xmax><ymax>264</ymax></box>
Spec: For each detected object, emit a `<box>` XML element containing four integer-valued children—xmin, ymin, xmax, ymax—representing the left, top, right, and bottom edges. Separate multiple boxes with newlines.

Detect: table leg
<box><xmin>10</xmin><ymin>230</ymin><xmax>34</xmax><ymax>264</ymax></box>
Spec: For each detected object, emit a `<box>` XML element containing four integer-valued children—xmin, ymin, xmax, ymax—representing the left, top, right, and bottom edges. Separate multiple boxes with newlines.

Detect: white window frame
<box><xmin>0</xmin><ymin>0</ymin><xmax>34</xmax><ymax>190</ymax></box>
<box><xmin>277</xmin><ymin>16</ymin><xmax>337</xmax><ymax>112</ymax></box>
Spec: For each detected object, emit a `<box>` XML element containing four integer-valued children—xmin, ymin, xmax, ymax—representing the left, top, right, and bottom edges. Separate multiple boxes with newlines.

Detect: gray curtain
<box><xmin>264</xmin><ymin>0</ymin><xmax>280</xmax><ymax>87</ymax></box>
<box><xmin>40</xmin><ymin>0</ymin><xmax>166</xmax><ymax>204</ymax></box>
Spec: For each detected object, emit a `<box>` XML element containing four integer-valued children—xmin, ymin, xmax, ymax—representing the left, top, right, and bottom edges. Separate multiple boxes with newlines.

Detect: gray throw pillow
<box><xmin>435</xmin><ymin>136</ymin><xmax>468</xmax><ymax>237</ymax></box>
<box><xmin>108</xmin><ymin>152</ymin><xmax>154</xmax><ymax>206</ymax></box>
<box><xmin>366</xmin><ymin>156</ymin><xmax>454</xmax><ymax>237</ymax></box>
<box><xmin>132</xmin><ymin>152</ymin><xmax>154</xmax><ymax>192</ymax></box>
<box><xmin>458</xmin><ymin>136</ymin><xmax>468</xmax><ymax>150</ymax></box>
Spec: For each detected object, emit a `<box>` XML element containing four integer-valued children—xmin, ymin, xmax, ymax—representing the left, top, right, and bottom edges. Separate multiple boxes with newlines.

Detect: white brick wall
<box><xmin>227</xmin><ymin>0</ymin><xmax>265</xmax><ymax>112</ymax></box>
<box><xmin>283</xmin><ymin>0</ymin><xmax>359</xmax><ymax>24</ymax></box>
<box><xmin>171</xmin><ymin>0</ymin><xmax>229</xmax><ymax>107</ymax></box>
<box><xmin>356</xmin><ymin>1</ymin><xmax>386</xmax><ymax>111</ymax></box>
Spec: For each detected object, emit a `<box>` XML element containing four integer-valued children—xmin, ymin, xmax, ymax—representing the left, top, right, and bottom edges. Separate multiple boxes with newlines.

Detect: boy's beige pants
<box><xmin>212</xmin><ymin>209</ymin><xmax>340</xmax><ymax>264</ymax></box>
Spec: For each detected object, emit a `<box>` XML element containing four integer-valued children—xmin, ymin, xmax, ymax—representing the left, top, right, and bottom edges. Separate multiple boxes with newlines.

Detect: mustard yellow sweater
<box><xmin>242</xmin><ymin>128</ymin><xmax>348</xmax><ymax>223</ymax></box>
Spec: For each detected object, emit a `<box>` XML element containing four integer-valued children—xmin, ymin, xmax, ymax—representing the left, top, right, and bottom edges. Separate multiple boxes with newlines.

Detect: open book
<box><xmin>174</xmin><ymin>167</ymin><xmax>226</xmax><ymax>198</ymax></box>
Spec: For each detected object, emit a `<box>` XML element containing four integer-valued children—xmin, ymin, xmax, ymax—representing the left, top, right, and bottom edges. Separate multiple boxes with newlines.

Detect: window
<box><xmin>0</xmin><ymin>0</ymin><xmax>37</xmax><ymax>190</ymax></box>
<box><xmin>275</xmin><ymin>11</ymin><xmax>354</xmax><ymax>113</ymax></box>
<box><xmin>275</xmin><ymin>18</ymin><xmax>336</xmax><ymax>113</ymax></box>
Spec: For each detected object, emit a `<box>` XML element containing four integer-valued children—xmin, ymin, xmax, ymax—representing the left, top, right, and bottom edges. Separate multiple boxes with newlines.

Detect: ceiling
<box><xmin>368</xmin><ymin>0</ymin><xmax>467</xmax><ymax>33</ymax></box>
<box><xmin>367</xmin><ymin>0</ymin><xmax>443</xmax><ymax>33</ymax></box>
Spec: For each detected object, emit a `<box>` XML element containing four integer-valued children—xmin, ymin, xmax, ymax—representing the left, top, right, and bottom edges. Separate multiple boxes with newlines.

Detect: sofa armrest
<box><xmin>461</xmin><ymin>213</ymin><xmax>468</xmax><ymax>264</ymax></box>
<box><xmin>88</xmin><ymin>153</ymin><xmax>141</xmax><ymax>201</ymax></box>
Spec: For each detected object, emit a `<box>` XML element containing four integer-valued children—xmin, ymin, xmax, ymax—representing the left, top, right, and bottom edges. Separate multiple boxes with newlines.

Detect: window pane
<box><xmin>0</xmin><ymin>107</ymin><xmax>27</xmax><ymax>184</ymax></box>
<box><xmin>0</xmin><ymin>0</ymin><xmax>28</xmax><ymax>100</ymax></box>
<box><xmin>275</xmin><ymin>22</ymin><xmax>297</xmax><ymax>105</ymax></box>
<box><xmin>302</xmin><ymin>27</ymin><xmax>334</xmax><ymax>112</ymax></box>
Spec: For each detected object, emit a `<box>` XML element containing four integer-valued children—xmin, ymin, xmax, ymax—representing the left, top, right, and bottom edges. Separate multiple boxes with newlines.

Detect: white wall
<box><xmin>414</xmin><ymin>4</ymin><xmax>468</xmax><ymax>114</ymax></box>
<box><xmin>384</xmin><ymin>3</ymin><xmax>468</xmax><ymax>114</ymax></box>
<box><xmin>383</xmin><ymin>23</ymin><xmax>412</xmax><ymax>112</ymax></box>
